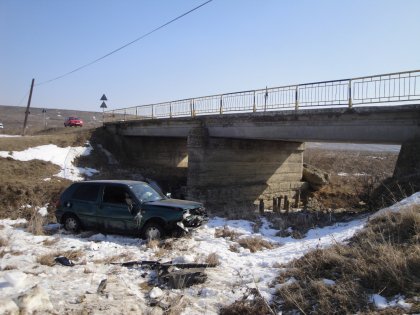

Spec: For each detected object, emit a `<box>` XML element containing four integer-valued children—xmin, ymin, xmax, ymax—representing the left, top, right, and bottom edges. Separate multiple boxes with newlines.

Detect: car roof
<box><xmin>75</xmin><ymin>180</ymin><xmax>147</xmax><ymax>185</ymax></box>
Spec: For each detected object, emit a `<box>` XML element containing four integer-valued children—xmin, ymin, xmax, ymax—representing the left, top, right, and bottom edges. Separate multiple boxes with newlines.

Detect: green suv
<box><xmin>55</xmin><ymin>180</ymin><xmax>207</xmax><ymax>239</ymax></box>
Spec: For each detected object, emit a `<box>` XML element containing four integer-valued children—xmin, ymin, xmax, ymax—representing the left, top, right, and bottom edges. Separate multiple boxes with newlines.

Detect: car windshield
<box><xmin>130</xmin><ymin>183</ymin><xmax>165</xmax><ymax>203</ymax></box>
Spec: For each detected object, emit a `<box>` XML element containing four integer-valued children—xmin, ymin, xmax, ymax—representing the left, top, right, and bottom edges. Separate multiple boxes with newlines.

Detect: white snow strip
<box><xmin>0</xmin><ymin>134</ymin><xmax>22</xmax><ymax>138</ymax></box>
<box><xmin>372</xmin><ymin>191</ymin><xmax>420</xmax><ymax>218</ymax></box>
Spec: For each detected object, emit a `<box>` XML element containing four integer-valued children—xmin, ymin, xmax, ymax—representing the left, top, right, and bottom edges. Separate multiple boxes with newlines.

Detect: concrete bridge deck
<box><xmin>107</xmin><ymin>104</ymin><xmax>420</xmax><ymax>144</ymax></box>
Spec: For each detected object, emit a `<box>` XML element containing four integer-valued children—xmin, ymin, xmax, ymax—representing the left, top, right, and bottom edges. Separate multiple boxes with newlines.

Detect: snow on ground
<box><xmin>0</xmin><ymin>135</ymin><xmax>22</xmax><ymax>138</ymax></box>
<box><xmin>370</xmin><ymin>294</ymin><xmax>412</xmax><ymax>310</ymax></box>
<box><xmin>0</xmin><ymin>212</ymin><xmax>368</xmax><ymax>314</ymax></box>
<box><xmin>1</xmin><ymin>191</ymin><xmax>418</xmax><ymax>314</ymax></box>
<box><xmin>373</xmin><ymin>191</ymin><xmax>420</xmax><ymax>218</ymax></box>
<box><xmin>0</xmin><ymin>143</ymin><xmax>98</xmax><ymax>181</ymax></box>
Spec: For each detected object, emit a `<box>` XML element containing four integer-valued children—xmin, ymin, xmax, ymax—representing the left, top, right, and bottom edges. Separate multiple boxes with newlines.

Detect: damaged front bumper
<box><xmin>177</xmin><ymin>208</ymin><xmax>208</xmax><ymax>232</ymax></box>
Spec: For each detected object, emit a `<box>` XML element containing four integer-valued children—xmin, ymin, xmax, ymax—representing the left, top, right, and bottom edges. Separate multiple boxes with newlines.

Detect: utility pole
<box><xmin>22</xmin><ymin>78</ymin><xmax>35</xmax><ymax>136</ymax></box>
<box><xmin>42</xmin><ymin>109</ymin><xmax>47</xmax><ymax>129</ymax></box>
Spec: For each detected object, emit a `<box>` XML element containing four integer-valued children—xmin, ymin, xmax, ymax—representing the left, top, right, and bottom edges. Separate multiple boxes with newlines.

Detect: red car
<box><xmin>64</xmin><ymin>117</ymin><xmax>83</xmax><ymax>127</ymax></box>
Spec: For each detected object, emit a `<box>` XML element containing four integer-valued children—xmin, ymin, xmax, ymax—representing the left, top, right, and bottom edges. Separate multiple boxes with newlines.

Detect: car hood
<box><xmin>144</xmin><ymin>198</ymin><xmax>202</xmax><ymax>210</ymax></box>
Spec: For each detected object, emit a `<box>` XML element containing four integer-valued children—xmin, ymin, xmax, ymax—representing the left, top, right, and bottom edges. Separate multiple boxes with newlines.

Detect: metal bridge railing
<box><xmin>104</xmin><ymin>69</ymin><xmax>420</xmax><ymax>123</ymax></box>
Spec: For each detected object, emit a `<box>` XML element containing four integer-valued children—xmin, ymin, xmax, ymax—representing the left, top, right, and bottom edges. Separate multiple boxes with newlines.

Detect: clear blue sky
<box><xmin>1</xmin><ymin>0</ymin><xmax>419</xmax><ymax>112</ymax></box>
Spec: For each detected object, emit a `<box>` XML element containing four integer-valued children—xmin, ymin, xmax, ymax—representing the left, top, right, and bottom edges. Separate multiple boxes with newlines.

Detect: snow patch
<box><xmin>3</xmin><ymin>271</ymin><xmax>27</xmax><ymax>288</ymax></box>
<box><xmin>322</xmin><ymin>278</ymin><xmax>335</xmax><ymax>286</ymax></box>
<box><xmin>37</xmin><ymin>207</ymin><xmax>48</xmax><ymax>217</ymax></box>
<box><xmin>0</xmin><ymin>143</ymin><xmax>99</xmax><ymax>181</ymax></box>
<box><xmin>149</xmin><ymin>287</ymin><xmax>163</xmax><ymax>299</ymax></box>
<box><xmin>371</xmin><ymin>294</ymin><xmax>411</xmax><ymax>310</ymax></box>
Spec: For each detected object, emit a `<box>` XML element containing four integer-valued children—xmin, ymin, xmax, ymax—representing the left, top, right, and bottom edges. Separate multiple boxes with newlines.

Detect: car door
<box><xmin>69</xmin><ymin>183</ymin><xmax>101</xmax><ymax>229</ymax></box>
<box><xmin>98</xmin><ymin>184</ymin><xmax>139</xmax><ymax>234</ymax></box>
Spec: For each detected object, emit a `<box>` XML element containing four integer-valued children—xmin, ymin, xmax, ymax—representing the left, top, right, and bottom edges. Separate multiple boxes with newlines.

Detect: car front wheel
<box><xmin>63</xmin><ymin>215</ymin><xmax>81</xmax><ymax>233</ymax></box>
<box><xmin>142</xmin><ymin>222</ymin><xmax>164</xmax><ymax>240</ymax></box>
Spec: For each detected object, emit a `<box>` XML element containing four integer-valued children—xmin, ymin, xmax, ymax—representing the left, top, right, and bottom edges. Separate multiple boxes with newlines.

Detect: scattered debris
<box><xmin>118</xmin><ymin>260</ymin><xmax>217</xmax><ymax>289</ymax></box>
<box><xmin>97</xmin><ymin>279</ymin><xmax>107</xmax><ymax>294</ymax></box>
<box><xmin>54</xmin><ymin>256</ymin><xmax>74</xmax><ymax>267</ymax></box>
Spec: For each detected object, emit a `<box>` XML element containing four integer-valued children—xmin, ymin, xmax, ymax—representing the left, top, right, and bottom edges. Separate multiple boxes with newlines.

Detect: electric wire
<box><xmin>36</xmin><ymin>0</ymin><xmax>213</xmax><ymax>86</ymax></box>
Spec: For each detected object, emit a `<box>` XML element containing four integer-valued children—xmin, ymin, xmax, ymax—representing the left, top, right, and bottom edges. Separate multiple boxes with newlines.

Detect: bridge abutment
<box><xmin>101</xmin><ymin>128</ymin><xmax>188</xmax><ymax>186</ymax></box>
<box><xmin>187</xmin><ymin>126</ymin><xmax>307</xmax><ymax>213</ymax></box>
<box><xmin>393</xmin><ymin>141</ymin><xmax>420</xmax><ymax>178</ymax></box>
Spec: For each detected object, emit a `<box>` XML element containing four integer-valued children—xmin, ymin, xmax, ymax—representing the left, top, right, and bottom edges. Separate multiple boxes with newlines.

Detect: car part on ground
<box><xmin>118</xmin><ymin>260</ymin><xmax>217</xmax><ymax>289</ymax></box>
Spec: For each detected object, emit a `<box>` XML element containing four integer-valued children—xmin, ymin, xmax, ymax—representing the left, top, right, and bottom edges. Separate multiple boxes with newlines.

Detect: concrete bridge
<box><xmin>103</xmin><ymin>70</ymin><xmax>420</xmax><ymax>211</ymax></box>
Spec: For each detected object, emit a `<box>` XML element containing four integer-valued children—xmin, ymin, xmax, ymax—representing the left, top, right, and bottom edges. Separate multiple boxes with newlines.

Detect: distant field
<box><xmin>307</xmin><ymin>142</ymin><xmax>400</xmax><ymax>153</ymax></box>
<box><xmin>0</xmin><ymin>105</ymin><xmax>102</xmax><ymax>134</ymax></box>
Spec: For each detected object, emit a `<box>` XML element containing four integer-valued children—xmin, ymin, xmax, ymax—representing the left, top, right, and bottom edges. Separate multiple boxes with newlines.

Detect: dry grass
<box><xmin>0</xmin><ymin>237</ymin><xmax>8</xmax><ymax>247</ymax></box>
<box><xmin>26</xmin><ymin>208</ymin><xmax>46</xmax><ymax>236</ymax></box>
<box><xmin>304</xmin><ymin>148</ymin><xmax>399</xmax><ymax>211</ymax></box>
<box><xmin>93</xmin><ymin>252</ymin><xmax>135</xmax><ymax>264</ymax></box>
<box><xmin>229</xmin><ymin>244</ymin><xmax>240</xmax><ymax>253</ymax></box>
<box><xmin>205</xmin><ymin>252</ymin><xmax>221</xmax><ymax>266</ymax></box>
<box><xmin>0</xmin><ymin>130</ymin><xmax>92</xmax><ymax>220</ymax></box>
<box><xmin>215</xmin><ymin>226</ymin><xmax>243</xmax><ymax>240</ymax></box>
<box><xmin>0</xmin><ymin>129</ymin><xmax>92</xmax><ymax>151</ymax></box>
<box><xmin>237</xmin><ymin>236</ymin><xmax>278</xmax><ymax>253</ymax></box>
<box><xmin>1</xmin><ymin>265</ymin><xmax>17</xmax><ymax>271</ymax></box>
<box><xmin>42</xmin><ymin>237</ymin><xmax>60</xmax><ymax>246</ymax></box>
<box><xmin>267</xmin><ymin>210</ymin><xmax>358</xmax><ymax>239</ymax></box>
<box><xmin>216</xmin><ymin>229</ymin><xmax>278</xmax><ymax>253</ymax></box>
<box><xmin>273</xmin><ymin>205</ymin><xmax>420</xmax><ymax>314</ymax></box>
<box><xmin>37</xmin><ymin>249</ymin><xmax>84</xmax><ymax>266</ymax></box>
<box><xmin>220</xmin><ymin>288</ymin><xmax>274</xmax><ymax>315</ymax></box>
<box><xmin>146</xmin><ymin>239</ymin><xmax>160</xmax><ymax>249</ymax></box>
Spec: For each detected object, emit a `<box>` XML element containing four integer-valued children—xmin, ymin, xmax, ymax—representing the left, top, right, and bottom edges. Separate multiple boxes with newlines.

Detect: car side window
<box><xmin>72</xmin><ymin>184</ymin><xmax>100</xmax><ymax>202</ymax></box>
<box><xmin>103</xmin><ymin>186</ymin><xmax>129</xmax><ymax>205</ymax></box>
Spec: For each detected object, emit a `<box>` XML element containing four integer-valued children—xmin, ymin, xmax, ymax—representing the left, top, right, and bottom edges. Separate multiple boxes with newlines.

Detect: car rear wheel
<box><xmin>142</xmin><ymin>222</ymin><xmax>164</xmax><ymax>240</ymax></box>
<box><xmin>63</xmin><ymin>215</ymin><xmax>81</xmax><ymax>233</ymax></box>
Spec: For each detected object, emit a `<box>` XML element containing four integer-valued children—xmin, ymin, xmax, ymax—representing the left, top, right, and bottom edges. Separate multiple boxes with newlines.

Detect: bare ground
<box><xmin>304</xmin><ymin>148</ymin><xmax>399</xmax><ymax>211</ymax></box>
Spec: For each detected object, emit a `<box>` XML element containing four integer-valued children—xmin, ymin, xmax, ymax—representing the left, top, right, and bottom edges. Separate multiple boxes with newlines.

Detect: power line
<box><xmin>16</xmin><ymin>90</ymin><xmax>30</xmax><ymax>106</ymax></box>
<box><xmin>37</xmin><ymin>0</ymin><xmax>213</xmax><ymax>86</ymax></box>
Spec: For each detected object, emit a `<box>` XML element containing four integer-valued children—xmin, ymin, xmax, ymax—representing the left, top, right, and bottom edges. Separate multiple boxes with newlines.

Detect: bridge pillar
<box><xmin>393</xmin><ymin>141</ymin><xmax>420</xmax><ymax>178</ymax></box>
<box><xmin>187</xmin><ymin>126</ymin><xmax>307</xmax><ymax>213</ymax></box>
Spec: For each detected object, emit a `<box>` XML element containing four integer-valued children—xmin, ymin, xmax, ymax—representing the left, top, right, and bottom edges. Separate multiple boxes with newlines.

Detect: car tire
<box><xmin>142</xmin><ymin>222</ymin><xmax>164</xmax><ymax>240</ymax></box>
<box><xmin>63</xmin><ymin>214</ymin><xmax>81</xmax><ymax>233</ymax></box>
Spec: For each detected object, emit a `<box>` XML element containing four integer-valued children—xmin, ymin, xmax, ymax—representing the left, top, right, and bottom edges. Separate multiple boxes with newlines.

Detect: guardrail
<box><xmin>104</xmin><ymin>69</ymin><xmax>420</xmax><ymax>122</ymax></box>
